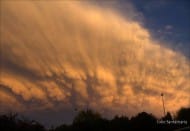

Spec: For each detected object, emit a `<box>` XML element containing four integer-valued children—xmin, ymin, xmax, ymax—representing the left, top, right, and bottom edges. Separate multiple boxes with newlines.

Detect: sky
<box><xmin>0</xmin><ymin>0</ymin><xmax>190</xmax><ymax>127</ymax></box>
<box><xmin>131</xmin><ymin>0</ymin><xmax>190</xmax><ymax>58</ymax></box>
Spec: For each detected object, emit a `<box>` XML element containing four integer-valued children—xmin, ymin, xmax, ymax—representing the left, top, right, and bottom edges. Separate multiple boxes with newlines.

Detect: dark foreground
<box><xmin>0</xmin><ymin>107</ymin><xmax>190</xmax><ymax>131</ymax></box>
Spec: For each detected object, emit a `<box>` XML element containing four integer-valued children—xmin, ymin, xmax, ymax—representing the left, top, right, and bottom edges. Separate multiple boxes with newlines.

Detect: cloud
<box><xmin>165</xmin><ymin>25</ymin><xmax>173</xmax><ymax>30</ymax></box>
<box><xmin>0</xmin><ymin>0</ymin><xmax>189</xmax><ymax>122</ymax></box>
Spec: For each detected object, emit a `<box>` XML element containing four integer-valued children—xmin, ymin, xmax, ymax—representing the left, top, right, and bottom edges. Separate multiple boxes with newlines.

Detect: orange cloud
<box><xmin>0</xmin><ymin>1</ymin><xmax>189</xmax><ymax>119</ymax></box>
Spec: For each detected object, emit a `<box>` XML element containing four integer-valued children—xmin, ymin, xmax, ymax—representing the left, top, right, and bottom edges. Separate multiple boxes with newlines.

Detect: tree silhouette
<box><xmin>73</xmin><ymin>109</ymin><xmax>102</xmax><ymax>124</ymax></box>
<box><xmin>162</xmin><ymin>112</ymin><xmax>173</xmax><ymax>120</ymax></box>
<box><xmin>1</xmin><ymin>107</ymin><xmax>190</xmax><ymax>131</ymax></box>
<box><xmin>170</xmin><ymin>107</ymin><xmax>190</xmax><ymax>131</ymax></box>
<box><xmin>0</xmin><ymin>113</ymin><xmax>46</xmax><ymax>131</ymax></box>
<box><xmin>176</xmin><ymin>107</ymin><xmax>190</xmax><ymax>125</ymax></box>
<box><xmin>110</xmin><ymin>115</ymin><xmax>130</xmax><ymax>131</ymax></box>
<box><xmin>72</xmin><ymin>109</ymin><xmax>108</xmax><ymax>131</ymax></box>
<box><xmin>130</xmin><ymin>112</ymin><xmax>157</xmax><ymax>130</ymax></box>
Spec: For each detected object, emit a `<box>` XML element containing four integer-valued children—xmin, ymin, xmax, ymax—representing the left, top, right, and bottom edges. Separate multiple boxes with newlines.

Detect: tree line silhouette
<box><xmin>0</xmin><ymin>107</ymin><xmax>189</xmax><ymax>131</ymax></box>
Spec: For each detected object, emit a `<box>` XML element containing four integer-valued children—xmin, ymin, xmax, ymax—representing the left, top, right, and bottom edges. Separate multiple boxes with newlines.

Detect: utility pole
<box><xmin>161</xmin><ymin>93</ymin><xmax>166</xmax><ymax>116</ymax></box>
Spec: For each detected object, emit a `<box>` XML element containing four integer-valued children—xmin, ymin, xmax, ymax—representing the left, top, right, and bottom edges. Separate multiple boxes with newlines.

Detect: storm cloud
<box><xmin>0</xmin><ymin>0</ymin><xmax>189</xmax><ymax>124</ymax></box>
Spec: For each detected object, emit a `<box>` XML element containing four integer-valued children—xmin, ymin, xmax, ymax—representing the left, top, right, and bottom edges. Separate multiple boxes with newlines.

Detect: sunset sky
<box><xmin>0</xmin><ymin>0</ymin><xmax>190</xmax><ymax>127</ymax></box>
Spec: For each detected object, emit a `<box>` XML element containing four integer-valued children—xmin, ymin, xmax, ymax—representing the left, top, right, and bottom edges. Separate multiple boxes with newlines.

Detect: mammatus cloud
<box><xmin>0</xmin><ymin>1</ymin><xmax>189</xmax><ymax>120</ymax></box>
